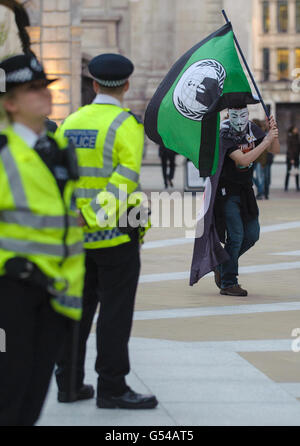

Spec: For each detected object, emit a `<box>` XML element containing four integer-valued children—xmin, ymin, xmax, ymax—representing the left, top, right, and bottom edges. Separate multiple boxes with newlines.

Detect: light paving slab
<box><xmin>162</xmin><ymin>402</ymin><xmax>300</xmax><ymax>426</ymax></box>
<box><xmin>272</xmin><ymin>251</ymin><xmax>300</xmax><ymax>256</ymax></box>
<box><xmin>134</xmin><ymin>301</ymin><xmax>300</xmax><ymax>320</ymax></box>
<box><xmin>278</xmin><ymin>383</ymin><xmax>300</xmax><ymax>398</ymax></box>
<box><xmin>129</xmin><ymin>337</ymin><xmax>294</xmax><ymax>352</ymax></box>
<box><xmin>131</xmin><ymin>311</ymin><xmax>300</xmax><ymax>342</ymax></box>
<box><xmin>38</xmin><ymin>336</ymin><xmax>175</xmax><ymax>427</ymax></box>
<box><xmin>38</xmin><ymin>335</ymin><xmax>300</xmax><ymax>426</ymax></box>
<box><xmin>146</xmin><ymin>380</ymin><xmax>295</xmax><ymax>404</ymax></box>
<box><xmin>139</xmin><ymin>261</ymin><xmax>300</xmax><ymax>284</ymax></box>
<box><xmin>239</xmin><ymin>351</ymin><xmax>300</xmax><ymax>383</ymax></box>
<box><xmin>143</xmin><ymin>221</ymin><xmax>300</xmax><ymax>251</ymax></box>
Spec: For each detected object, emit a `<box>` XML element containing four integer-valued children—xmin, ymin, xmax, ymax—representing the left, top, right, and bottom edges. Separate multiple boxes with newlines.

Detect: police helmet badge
<box><xmin>173</xmin><ymin>59</ymin><xmax>226</xmax><ymax>121</ymax></box>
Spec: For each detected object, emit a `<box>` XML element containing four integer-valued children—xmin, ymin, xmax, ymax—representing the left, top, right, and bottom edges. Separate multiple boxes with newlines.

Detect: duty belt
<box><xmin>5</xmin><ymin>257</ymin><xmax>69</xmax><ymax>297</ymax></box>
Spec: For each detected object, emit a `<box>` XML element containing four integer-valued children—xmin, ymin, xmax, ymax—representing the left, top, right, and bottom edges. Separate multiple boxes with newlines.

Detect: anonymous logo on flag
<box><xmin>173</xmin><ymin>60</ymin><xmax>226</xmax><ymax>121</ymax></box>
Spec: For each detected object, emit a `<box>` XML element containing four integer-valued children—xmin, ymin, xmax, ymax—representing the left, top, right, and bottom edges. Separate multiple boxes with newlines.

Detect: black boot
<box><xmin>97</xmin><ymin>388</ymin><xmax>158</xmax><ymax>410</ymax></box>
<box><xmin>58</xmin><ymin>384</ymin><xmax>95</xmax><ymax>403</ymax></box>
<box><xmin>285</xmin><ymin>173</ymin><xmax>290</xmax><ymax>191</ymax></box>
<box><xmin>296</xmin><ymin>175</ymin><xmax>299</xmax><ymax>191</ymax></box>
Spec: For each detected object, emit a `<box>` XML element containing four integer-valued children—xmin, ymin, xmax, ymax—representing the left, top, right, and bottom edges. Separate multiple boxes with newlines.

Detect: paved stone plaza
<box><xmin>38</xmin><ymin>162</ymin><xmax>300</xmax><ymax>426</ymax></box>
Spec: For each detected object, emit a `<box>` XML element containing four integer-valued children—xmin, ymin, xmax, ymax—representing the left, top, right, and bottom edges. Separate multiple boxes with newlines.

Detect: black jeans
<box><xmin>56</xmin><ymin>239</ymin><xmax>141</xmax><ymax>398</ymax></box>
<box><xmin>0</xmin><ymin>276</ymin><xmax>67</xmax><ymax>426</ymax></box>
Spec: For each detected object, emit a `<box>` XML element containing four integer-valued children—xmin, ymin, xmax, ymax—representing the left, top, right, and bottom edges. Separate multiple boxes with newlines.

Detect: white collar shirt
<box><xmin>92</xmin><ymin>94</ymin><xmax>122</xmax><ymax>108</ymax></box>
<box><xmin>13</xmin><ymin>122</ymin><xmax>46</xmax><ymax>149</ymax></box>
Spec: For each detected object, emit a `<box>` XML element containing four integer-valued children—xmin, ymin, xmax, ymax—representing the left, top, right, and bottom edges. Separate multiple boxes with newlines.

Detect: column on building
<box><xmin>174</xmin><ymin>0</ymin><xmax>214</xmax><ymax>57</ymax></box>
<box><xmin>80</xmin><ymin>0</ymin><xmax>125</xmax><ymax>107</ymax></box>
<box><xmin>269</xmin><ymin>47</ymin><xmax>277</xmax><ymax>81</ymax></box>
<box><xmin>28</xmin><ymin>0</ymin><xmax>82</xmax><ymax>126</ymax></box>
<box><xmin>268</xmin><ymin>0</ymin><xmax>277</xmax><ymax>81</ymax></box>
<box><xmin>269</xmin><ymin>0</ymin><xmax>277</xmax><ymax>34</ymax></box>
<box><xmin>127</xmin><ymin>0</ymin><xmax>153</xmax><ymax>117</ymax></box>
<box><xmin>289</xmin><ymin>0</ymin><xmax>296</xmax><ymax>78</ymax></box>
<box><xmin>288</xmin><ymin>0</ymin><xmax>296</xmax><ymax>33</ymax></box>
<box><xmin>71</xmin><ymin>1</ymin><xmax>83</xmax><ymax>113</ymax></box>
<box><xmin>0</xmin><ymin>5</ymin><xmax>23</xmax><ymax>59</ymax></box>
<box><xmin>41</xmin><ymin>0</ymin><xmax>71</xmax><ymax>125</ymax></box>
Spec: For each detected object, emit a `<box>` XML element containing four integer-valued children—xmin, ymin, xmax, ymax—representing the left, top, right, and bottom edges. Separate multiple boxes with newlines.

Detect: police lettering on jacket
<box><xmin>64</xmin><ymin>130</ymin><xmax>99</xmax><ymax>149</ymax></box>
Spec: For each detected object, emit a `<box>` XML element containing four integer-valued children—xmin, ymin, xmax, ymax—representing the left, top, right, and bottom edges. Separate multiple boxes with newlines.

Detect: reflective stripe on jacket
<box><xmin>56</xmin><ymin>103</ymin><xmax>144</xmax><ymax>249</ymax></box>
<box><xmin>0</xmin><ymin>126</ymin><xmax>85</xmax><ymax>320</ymax></box>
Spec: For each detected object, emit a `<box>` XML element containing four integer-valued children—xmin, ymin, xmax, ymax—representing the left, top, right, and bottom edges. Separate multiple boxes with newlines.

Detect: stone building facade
<box><xmin>252</xmin><ymin>0</ymin><xmax>300</xmax><ymax>149</ymax></box>
<box><xmin>22</xmin><ymin>0</ymin><xmax>226</xmax><ymax>127</ymax></box>
<box><xmin>3</xmin><ymin>0</ymin><xmax>300</xmax><ymax>152</ymax></box>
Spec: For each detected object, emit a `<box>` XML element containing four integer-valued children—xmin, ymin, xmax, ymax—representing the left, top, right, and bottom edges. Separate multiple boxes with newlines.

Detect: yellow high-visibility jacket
<box><xmin>0</xmin><ymin>126</ymin><xmax>85</xmax><ymax>321</ymax></box>
<box><xmin>56</xmin><ymin>102</ymin><xmax>145</xmax><ymax>249</ymax></box>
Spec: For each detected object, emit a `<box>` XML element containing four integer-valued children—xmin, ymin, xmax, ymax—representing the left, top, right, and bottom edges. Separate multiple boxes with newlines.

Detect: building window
<box><xmin>296</xmin><ymin>0</ymin><xmax>300</xmax><ymax>32</ymax></box>
<box><xmin>277</xmin><ymin>48</ymin><xmax>289</xmax><ymax>80</ymax></box>
<box><xmin>262</xmin><ymin>1</ymin><xmax>270</xmax><ymax>33</ymax></box>
<box><xmin>277</xmin><ymin>1</ymin><xmax>288</xmax><ymax>33</ymax></box>
<box><xmin>295</xmin><ymin>48</ymin><xmax>300</xmax><ymax>69</ymax></box>
<box><xmin>262</xmin><ymin>48</ymin><xmax>270</xmax><ymax>81</ymax></box>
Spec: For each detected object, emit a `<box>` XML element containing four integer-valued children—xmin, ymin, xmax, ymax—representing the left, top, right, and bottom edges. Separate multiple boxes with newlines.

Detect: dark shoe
<box><xmin>256</xmin><ymin>194</ymin><xmax>264</xmax><ymax>200</ymax></box>
<box><xmin>214</xmin><ymin>268</ymin><xmax>221</xmax><ymax>289</ymax></box>
<box><xmin>97</xmin><ymin>388</ymin><xmax>158</xmax><ymax>410</ymax></box>
<box><xmin>58</xmin><ymin>384</ymin><xmax>95</xmax><ymax>403</ymax></box>
<box><xmin>168</xmin><ymin>179</ymin><xmax>174</xmax><ymax>188</ymax></box>
<box><xmin>220</xmin><ymin>284</ymin><xmax>248</xmax><ymax>297</ymax></box>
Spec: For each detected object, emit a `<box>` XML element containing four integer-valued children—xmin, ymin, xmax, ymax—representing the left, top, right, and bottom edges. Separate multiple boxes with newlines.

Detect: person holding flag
<box><xmin>213</xmin><ymin>107</ymin><xmax>279</xmax><ymax>296</ymax></box>
<box><xmin>145</xmin><ymin>13</ymin><xmax>280</xmax><ymax>295</ymax></box>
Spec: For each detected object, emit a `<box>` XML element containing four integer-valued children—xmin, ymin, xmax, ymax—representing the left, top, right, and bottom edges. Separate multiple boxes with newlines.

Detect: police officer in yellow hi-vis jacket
<box><xmin>0</xmin><ymin>54</ymin><xmax>85</xmax><ymax>426</ymax></box>
<box><xmin>55</xmin><ymin>53</ymin><xmax>158</xmax><ymax>409</ymax></box>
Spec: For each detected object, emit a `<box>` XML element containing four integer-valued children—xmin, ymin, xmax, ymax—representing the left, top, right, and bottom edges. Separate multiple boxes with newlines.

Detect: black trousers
<box><xmin>285</xmin><ymin>157</ymin><xmax>300</xmax><ymax>191</ymax></box>
<box><xmin>56</xmin><ymin>238</ymin><xmax>141</xmax><ymax>398</ymax></box>
<box><xmin>0</xmin><ymin>276</ymin><xmax>67</xmax><ymax>426</ymax></box>
<box><xmin>161</xmin><ymin>152</ymin><xmax>176</xmax><ymax>186</ymax></box>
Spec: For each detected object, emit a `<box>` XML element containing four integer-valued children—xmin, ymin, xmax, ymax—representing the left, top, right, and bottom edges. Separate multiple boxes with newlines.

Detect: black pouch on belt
<box><xmin>5</xmin><ymin>257</ymin><xmax>68</xmax><ymax>296</ymax></box>
<box><xmin>118</xmin><ymin>206</ymin><xmax>151</xmax><ymax>244</ymax></box>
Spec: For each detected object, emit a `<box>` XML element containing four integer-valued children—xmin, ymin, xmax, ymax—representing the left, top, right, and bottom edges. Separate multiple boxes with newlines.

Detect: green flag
<box><xmin>144</xmin><ymin>22</ymin><xmax>258</xmax><ymax>177</ymax></box>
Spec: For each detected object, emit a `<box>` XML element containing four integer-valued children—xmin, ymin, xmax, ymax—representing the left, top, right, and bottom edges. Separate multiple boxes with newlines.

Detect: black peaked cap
<box><xmin>88</xmin><ymin>53</ymin><xmax>134</xmax><ymax>87</ymax></box>
<box><xmin>0</xmin><ymin>54</ymin><xmax>57</xmax><ymax>94</ymax></box>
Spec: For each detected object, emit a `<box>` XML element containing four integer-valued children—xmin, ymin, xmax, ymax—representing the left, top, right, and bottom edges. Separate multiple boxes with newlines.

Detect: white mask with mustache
<box><xmin>228</xmin><ymin>108</ymin><xmax>249</xmax><ymax>133</ymax></box>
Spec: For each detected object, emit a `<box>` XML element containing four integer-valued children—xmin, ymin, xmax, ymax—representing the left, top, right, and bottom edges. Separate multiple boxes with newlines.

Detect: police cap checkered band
<box><xmin>92</xmin><ymin>77</ymin><xmax>129</xmax><ymax>87</ymax></box>
<box><xmin>0</xmin><ymin>54</ymin><xmax>57</xmax><ymax>93</ymax></box>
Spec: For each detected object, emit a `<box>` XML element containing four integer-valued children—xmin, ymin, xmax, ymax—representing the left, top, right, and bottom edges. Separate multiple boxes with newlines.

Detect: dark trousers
<box><xmin>0</xmin><ymin>276</ymin><xmax>67</xmax><ymax>426</ymax></box>
<box><xmin>56</xmin><ymin>239</ymin><xmax>141</xmax><ymax>398</ymax></box>
<box><xmin>161</xmin><ymin>152</ymin><xmax>176</xmax><ymax>186</ymax></box>
<box><xmin>264</xmin><ymin>163</ymin><xmax>272</xmax><ymax>198</ymax></box>
<box><xmin>219</xmin><ymin>195</ymin><xmax>260</xmax><ymax>288</ymax></box>
<box><xmin>285</xmin><ymin>157</ymin><xmax>300</xmax><ymax>191</ymax></box>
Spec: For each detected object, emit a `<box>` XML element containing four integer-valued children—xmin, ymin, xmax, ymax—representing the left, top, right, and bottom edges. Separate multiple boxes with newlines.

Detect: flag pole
<box><xmin>222</xmin><ymin>9</ymin><xmax>270</xmax><ymax>119</ymax></box>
